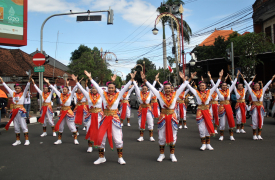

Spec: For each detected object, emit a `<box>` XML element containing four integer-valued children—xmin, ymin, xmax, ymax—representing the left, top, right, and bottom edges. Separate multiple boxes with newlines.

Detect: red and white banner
<box><xmin>168</xmin><ymin>66</ymin><xmax>173</xmax><ymax>73</ymax></box>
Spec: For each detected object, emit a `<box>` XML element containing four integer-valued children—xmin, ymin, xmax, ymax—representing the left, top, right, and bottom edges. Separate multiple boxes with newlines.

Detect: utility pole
<box><xmin>231</xmin><ymin>42</ymin><xmax>234</xmax><ymax>79</ymax></box>
<box><xmin>169</xmin><ymin>6</ymin><xmax>179</xmax><ymax>85</ymax></box>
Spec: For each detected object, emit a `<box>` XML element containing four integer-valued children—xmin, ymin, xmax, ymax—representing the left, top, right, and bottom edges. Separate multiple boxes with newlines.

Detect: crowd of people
<box><xmin>0</xmin><ymin>69</ymin><xmax>274</xmax><ymax>165</ymax></box>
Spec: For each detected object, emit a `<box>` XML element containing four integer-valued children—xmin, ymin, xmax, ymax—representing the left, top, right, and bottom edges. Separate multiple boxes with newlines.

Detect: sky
<box><xmin>0</xmin><ymin>0</ymin><xmax>255</xmax><ymax>79</ymax></box>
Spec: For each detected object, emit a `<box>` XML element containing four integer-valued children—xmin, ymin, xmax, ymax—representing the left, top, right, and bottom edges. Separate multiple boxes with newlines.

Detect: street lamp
<box><xmin>152</xmin><ymin>26</ymin><xmax>159</xmax><ymax>35</ymax></box>
<box><xmin>190</xmin><ymin>58</ymin><xmax>196</xmax><ymax>66</ymax></box>
<box><xmin>115</xmin><ymin>59</ymin><xmax>118</xmax><ymax>63</ymax></box>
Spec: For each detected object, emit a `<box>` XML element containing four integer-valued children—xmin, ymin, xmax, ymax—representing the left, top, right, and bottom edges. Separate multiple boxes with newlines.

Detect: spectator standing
<box><xmin>0</xmin><ymin>97</ymin><xmax>7</xmax><ymax>123</ymax></box>
<box><xmin>263</xmin><ymin>88</ymin><xmax>272</xmax><ymax>117</ymax></box>
<box><xmin>24</xmin><ymin>90</ymin><xmax>31</xmax><ymax>119</ymax></box>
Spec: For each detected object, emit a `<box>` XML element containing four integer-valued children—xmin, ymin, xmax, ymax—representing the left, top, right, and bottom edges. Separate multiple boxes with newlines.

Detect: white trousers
<box><xmin>138</xmin><ymin>112</ymin><xmax>154</xmax><ymax>130</ymax></box>
<box><xmin>251</xmin><ymin>109</ymin><xmax>264</xmax><ymax>129</ymax></box>
<box><xmin>120</xmin><ymin>106</ymin><xmax>131</xmax><ymax>119</ymax></box>
<box><xmin>58</xmin><ymin>117</ymin><xmax>77</xmax><ymax>133</ymax></box>
<box><xmin>197</xmin><ymin>119</ymin><xmax>210</xmax><ymax>138</ymax></box>
<box><xmin>100</xmin><ymin>124</ymin><xmax>123</xmax><ymax>148</ymax></box>
<box><xmin>42</xmin><ymin>110</ymin><xmax>54</xmax><ymax>127</ymax></box>
<box><xmin>14</xmin><ymin>113</ymin><xmax>28</xmax><ymax>133</ymax></box>
<box><xmin>236</xmin><ymin>109</ymin><xmax>243</xmax><ymax>124</ymax></box>
<box><xmin>219</xmin><ymin>113</ymin><xmax>233</xmax><ymax>130</ymax></box>
<box><xmin>158</xmin><ymin>121</ymin><xmax>177</xmax><ymax>145</ymax></box>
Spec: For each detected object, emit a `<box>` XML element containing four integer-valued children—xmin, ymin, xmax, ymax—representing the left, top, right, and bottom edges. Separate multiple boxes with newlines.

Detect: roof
<box><xmin>30</xmin><ymin>50</ymin><xmax>69</xmax><ymax>71</ymax></box>
<box><xmin>199</xmin><ymin>29</ymin><xmax>234</xmax><ymax>46</ymax></box>
<box><xmin>0</xmin><ymin>48</ymin><xmax>71</xmax><ymax>78</ymax></box>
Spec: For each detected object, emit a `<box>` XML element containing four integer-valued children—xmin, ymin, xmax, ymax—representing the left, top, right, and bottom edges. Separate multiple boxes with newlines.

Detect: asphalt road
<box><xmin>0</xmin><ymin>109</ymin><xmax>275</xmax><ymax>180</ymax></box>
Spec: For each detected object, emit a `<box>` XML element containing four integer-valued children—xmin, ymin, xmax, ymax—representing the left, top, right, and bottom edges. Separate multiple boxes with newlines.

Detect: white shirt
<box><xmin>177</xmin><ymin>89</ymin><xmax>189</xmax><ymax>100</ymax></box>
<box><xmin>216</xmin><ymin>78</ymin><xmax>237</xmax><ymax>101</ymax></box>
<box><xmin>3</xmin><ymin>82</ymin><xmax>30</xmax><ymax>105</ymax></box>
<box><xmin>187</xmin><ymin>79</ymin><xmax>221</xmax><ymax>105</ymax></box>
<box><xmin>24</xmin><ymin>92</ymin><xmax>31</xmax><ymax>104</ymax></box>
<box><xmin>120</xmin><ymin>86</ymin><xmax>134</xmax><ymax>100</ymax></box>
<box><xmin>76</xmin><ymin>82</ymin><xmax>102</xmax><ymax>108</ymax></box>
<box><xmin>133</xmin><ymin>81</ymin><xmax>153</xmax><ymax>104</ymax></box>
<box><xmin>232</xmin><ymin>81</ymin><xmax>252</xmax><ymax>100</ymax></box>
<box><xmin>50</xmin><ymin>85</ymin><xmax>77</xmax><ymax>106</ymax></box>
<box><xmin>91</xmin><ymin>79</ymin><xmax>132</xmax><ymax>110</ymax></box>
<box><xmin>244</xmin><ymin>80</ymin><xmax>272</xmax><ymax>102</ymax></box>
<box><xmin>146</xmin><ymin>80</ymin><xmax>189</xmax><ymax>109</ymax></box>
<box><xmin>34</xmin><ymin>84</ymin><xmax>55</xmax><ymax>103</ymax></box>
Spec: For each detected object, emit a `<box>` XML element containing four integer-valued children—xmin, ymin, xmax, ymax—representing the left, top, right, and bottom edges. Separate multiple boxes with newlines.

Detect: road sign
<box><xmin>76</xmin><ymin>15</ymin><xmax>102</xmax><ymax>21</ymax></box>
<box><xmin>33</xmin><ymin>53</ymin><xmax>45</xmax><ymax>66</ymax></box>
<box><xmin>34</xmin><ymin>66</ymin><xmax>45</xmax><ymax>72</ymax></box>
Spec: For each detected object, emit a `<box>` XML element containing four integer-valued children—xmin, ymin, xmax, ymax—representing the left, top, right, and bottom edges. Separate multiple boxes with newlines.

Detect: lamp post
<box><xmin>143</xmin><ymin>60</ymin><xmax>145</xmax><ymax>74</ymax></box>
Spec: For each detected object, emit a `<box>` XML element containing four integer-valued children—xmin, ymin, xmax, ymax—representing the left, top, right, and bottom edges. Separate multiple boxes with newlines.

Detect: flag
<box><xmin>168</xmin><ymin>66</ymin><xmax>173</xmax><ymax>73</ymax></box>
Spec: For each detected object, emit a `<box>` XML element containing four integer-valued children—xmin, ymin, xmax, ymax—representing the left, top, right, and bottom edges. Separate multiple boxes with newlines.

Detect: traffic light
<box><xmin>44</xmin><ymin>54</ymin><xmax>50</xmax><ymax>65</ymax></box>
<box><xmin>107</xmin><ymin>9</ymin><xmax>114</xmax><ymax>25</ymax></box>
<box><xmin>226</xmin><ymin>48</ymin><xmax>231</xmax><ymax>61</ymax></box>
<box><xmin>172</xmin><ymin>47</ymin><xmax>175</xmax><ymax>54</ymax></box>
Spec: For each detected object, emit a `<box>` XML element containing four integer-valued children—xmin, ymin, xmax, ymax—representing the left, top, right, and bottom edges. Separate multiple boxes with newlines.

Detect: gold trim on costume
<box><xmin>89</xmin><ymin>108</ymin><xmax>102</xmax><ymax>113</ymax></box>
<box><xmin>252</xmin><ymin>101</ymin><xmax>263</xmax><ymax>106</ymax></box>
<box><xmin>209</xmin><ymin>100</ymin><xmax>218</xmax><ymax>105</ymax></box>
<box><xmin>140</xmin><ymin>104</ymin><xmax>150</xmax><ymax>108</ymax></box>
<box><xmin>104</xmin><ymin>109</ymin><xmax>118</xmax><ymax>116</ymax></box>
<box><xmin>161</xmin><ymin>109</ymin><xmax>175</xmax><ymax>115</ymax></box>
<box><xmin>151</xmin><ymin>99</ymin><xmax>158</xmax><ymax>103</ymax></box>
<box><xmin>197</xmin><ymin>104</ymin><xmax>209</xmax><ymax>110</ymax></box>
<box><xmin>220</xmin><ymin>100</ymin><xmax>230</xmax><ymax>105</ymax></box>
<box><xmin>61</xmin><ymin>106</ymin><xmax>71</xmax><ymax>111</ymax></box>
<box><xmin>237</xmin><ymin>99</ymin><xmax>245</xmax><ymax>103</ymax></box>
<box><xmin>177</xmin><ymin>100</ymin><xmax>185</xmax><ymax>104</ymax></box>
<box><xmin>121</xmin><ymin>100</ymin><xmax>129</xmax><ymax>103</ymax></box>
<box><xmin>42</xmin><ymin>102</ymin><xmax>51</xmax><ymax>106</ymax></box>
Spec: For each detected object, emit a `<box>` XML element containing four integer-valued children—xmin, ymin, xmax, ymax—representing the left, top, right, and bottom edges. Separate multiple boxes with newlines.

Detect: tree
<box><xmin>230</xmin><ymin>32</ymin><xmax>275</xmax><ymax>81</ymax></box>
<box><xmin>68</xmin><ymin>45</ymin><xmax>116</xmax><ymax>86</ymax></box>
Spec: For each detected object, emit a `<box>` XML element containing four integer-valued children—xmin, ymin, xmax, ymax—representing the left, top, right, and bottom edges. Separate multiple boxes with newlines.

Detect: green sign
<box><xmin>34</xmin><ymin>66</ymin><xmax>45</xmax><ymax>72</ymax></box>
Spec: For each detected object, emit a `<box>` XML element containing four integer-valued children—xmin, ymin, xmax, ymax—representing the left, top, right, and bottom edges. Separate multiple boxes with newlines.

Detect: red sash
<box><xmin>239</xmin><ymin>102</ymin><xmax>246</xmax><ymax>124</ymax></box>
<box><xmin>152</xmin><ymin>102</ymin><xmax>159</xmax><ymax>118</ymax></box>
<box><xmin>201</xmin><ymin>109</ymin><xmax>215</xmax><ymax>135</ymax></box>
<box><xmin>140</xmin><ymin>107</ymin><xmax>148</xmax><ymax>130</ymax></box>
<box><xmin>120</xmin><ymin>103</ymin><xmax>127</xmax><ymax>120</ymax></box>
<box><xmin>179</xmin><ymin>103</ymin><xmax>184</xmax><ymax>119</ymax></box>
<box><xmin>223</xmin><ymin>104</ymin><xmax>235</xmax><ymax>128</ymax></box>
<box><xmin>97</xmin><ymin>116</ymin><xmax>114</xmax><ymax>149</ymax></box>
<box><xmin>255</xmin><ymin>106</ymin><xmax>263</xmax><ymax>129</ymax></box>
<box><xmin>164</xmin><ymin>114</ymin><xmax>174</xmax><ymax>145</ymax></box>
<box><xmin>54</xmin><ymin>110</ymin><xmax>68</xmax><ymax>132</ymax></box>
<box><xmin>74</xmin><ymin>105</ymin><xmax>84</xmax><ymax>125</ymax></box>
<box><xmin>85</xmin><ymin>112</ymin><xmax>99</xmax><ymax>146</ymax></box>
<box><xmin>38</xmin><ymin>106</ymin><xmax>48</xmax><ymax>124</ymax></box>
<box><xmin>211</xmin><ymin>104</ymin><xmax>219</xmax><ymax>126</ymax></box>
<box><xmin>5</xmin><ymin>108</ymin><xmax>19</xmax><ymax>131</ymax></box>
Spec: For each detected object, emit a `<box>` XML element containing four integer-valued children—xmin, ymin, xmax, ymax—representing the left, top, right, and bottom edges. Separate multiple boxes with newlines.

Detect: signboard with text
<box><xmin>0</xmin><ymin>0</ymin><xmax>27</xmax><ymax>46</ymax></box>
<box><xmin>34</xmin><ymin>66</ymin><xmax>45</xmax><ymax>72</ymax></box>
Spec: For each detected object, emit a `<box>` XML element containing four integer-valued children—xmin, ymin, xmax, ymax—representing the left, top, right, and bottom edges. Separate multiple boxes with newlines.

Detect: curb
<box><xmin>9</xmin><ymin>110</ymin><xmax>61</xmax><ymax>127</ymax></box>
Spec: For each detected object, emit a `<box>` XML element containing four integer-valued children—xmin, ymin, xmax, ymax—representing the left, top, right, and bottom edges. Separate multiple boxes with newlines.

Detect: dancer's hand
<box><xmin>84</xmin><ymin>71</ymin><xmax>92</xmax><ymax>80</ymax></box>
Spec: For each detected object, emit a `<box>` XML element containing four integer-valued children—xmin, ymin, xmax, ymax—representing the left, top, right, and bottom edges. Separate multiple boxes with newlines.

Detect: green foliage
<box><xmin>230</xmin><ymin>32</ymin><xmax>275</xmax><ymax>81</ymax></box>
<box><xmin>68</xmin><ymin>45</ymin><xmax>122</xmax><ymax>87</ymax></box>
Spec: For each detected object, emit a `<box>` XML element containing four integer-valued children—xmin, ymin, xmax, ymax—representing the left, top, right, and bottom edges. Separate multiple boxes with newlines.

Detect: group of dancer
<box><xmin>0</xmin><ymin>68</ymin><xmax>274</xmax><ymax>164</ymax></box>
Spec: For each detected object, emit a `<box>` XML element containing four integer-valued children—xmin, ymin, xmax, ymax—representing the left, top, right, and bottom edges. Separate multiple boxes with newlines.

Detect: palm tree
<box><xmin>157</xmin><ymin>0</ymin><xmax>192</xmax><ymax>83</ymax></box>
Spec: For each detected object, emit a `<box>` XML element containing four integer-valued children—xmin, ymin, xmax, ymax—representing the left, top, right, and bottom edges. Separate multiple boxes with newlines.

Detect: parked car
<box><xmin>129</xmin><ymin>89</ymin><xmax>140</xmax><ymax>109</ymax></box>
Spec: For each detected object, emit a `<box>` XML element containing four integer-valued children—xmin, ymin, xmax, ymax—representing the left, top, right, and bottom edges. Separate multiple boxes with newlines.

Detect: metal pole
<box><xmin>231</xmin><ymin>42</ymin><xmax>234</xmax><ymax>79</ymax></box>
<box><xmin>170</xmin><ymin>6</ymin><xmax>179</xmax><ymax>85</ymax></box>
<box><xmin>181</xmin><ymin>13</ymin><xmax>184</xmax><ymax>75</ymax></box>
<box><xmin>53</xmin><ymin>30</ymin><xmax>59</xmax><ymax>80</ymax></box>
<box><xmin>40</xmin><ymin>10</ymin><xmax>110</xmax><ymax>108</ymax></box>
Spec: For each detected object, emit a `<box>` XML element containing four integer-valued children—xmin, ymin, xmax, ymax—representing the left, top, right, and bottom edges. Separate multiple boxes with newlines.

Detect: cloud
<box><xmin>28</xmin><ymin>0</ymin><xmax>83</xmax><ymax>13</ymax></box>
<box><xmin>83</xmin><ymin>0</ymin><xmax>158</xmax><ymax>26</ymax></box>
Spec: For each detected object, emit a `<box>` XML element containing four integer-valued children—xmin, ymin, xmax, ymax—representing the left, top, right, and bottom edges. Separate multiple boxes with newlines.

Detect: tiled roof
<box><xmin>0</xmin><ymin>48</ymin><xmax>71</xmax><ymax>78</ymax></box>
<box><xmin>199</xmin><ymin>29</ymin><xmax>234</xmax><ymax>46</ymax></box>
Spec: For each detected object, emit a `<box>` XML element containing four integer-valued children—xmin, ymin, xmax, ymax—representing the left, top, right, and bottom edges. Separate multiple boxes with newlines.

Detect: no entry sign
<box><xmin>33</xmin><ymin>53</ymin><xmax>45</xmax><ymax>66</ymax></box>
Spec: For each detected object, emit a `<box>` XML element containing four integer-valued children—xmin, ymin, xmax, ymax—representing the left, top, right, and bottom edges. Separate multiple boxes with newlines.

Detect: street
<box><xmin>0</xmin><ymin>109</ymin><xmax>275</xmax><ymax>180</ymax></box>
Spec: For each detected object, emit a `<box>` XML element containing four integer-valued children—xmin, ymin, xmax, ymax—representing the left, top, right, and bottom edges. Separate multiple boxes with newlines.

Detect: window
<box><xmin>265</xmin><ymin>26</ymin><xmax>271</xmax><ymax>42</ymax></box>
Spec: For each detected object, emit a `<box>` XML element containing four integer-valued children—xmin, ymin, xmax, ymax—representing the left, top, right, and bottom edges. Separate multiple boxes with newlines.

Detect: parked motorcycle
<box><xmin>187</xmin><ymin>95</ymin><xmax>197</xmax><ymax>114</ymax></box>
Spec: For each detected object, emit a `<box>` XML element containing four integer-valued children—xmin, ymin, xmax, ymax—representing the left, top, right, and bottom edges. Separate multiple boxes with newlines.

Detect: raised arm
<box><xmin>118</xmin><ymin>80</ymin><xmax>132</xmax><ymax>99</ymax></box>
<box><xmin>128</xmin><ymin>85</ymin><xmax>134</xmax><ymax>95</ymax></box>
<box><xmin>2</xmin><ymin>82</ymin><xmax>14</xmax><ymax>95</ymax></box>
<box><xmin>84</xmin><ymin>71</ymin><xmax>104</xmax><ymax>97</ymax></box>
<box><xmin>229</xmin><ymin>78</ymin><xmax>237</xmax><ymax>93</ymax></box>
<box><xmin>176</xmin><ymin>81</ymin><xmax>189</xmax><ymax>99</ymax></box>
<box><xmin>76</xmin><ymin>82</ymin><xmax>89</xmax><ymax>99</ymax></box>
<box><xmin>145</xmin><ymin>81</ymin><xmax>160</xmax><ymax>99</ymax></box>
<box><xmin>33</xmin><ymin>84</ymin><xmax>43</xmax><ymax>96</ymax></box>
<box><xmin>22</xmin><ymin>77</ymin><xmax>32</xmax><ymax>97</ymax></box>
<box><xmin>209</xmin><ymin>70</ymin><xmax>223</xmax><ymax>96</ymax></box>
<box><xmin>263</xmin><ymin>75</ymin><xmax>275</xmax><ymax>93</ymax></box>
<box><xmin>133</xmin><ymin>81</ymin><xmax>141</xmax><ymax>99</ymax></box>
